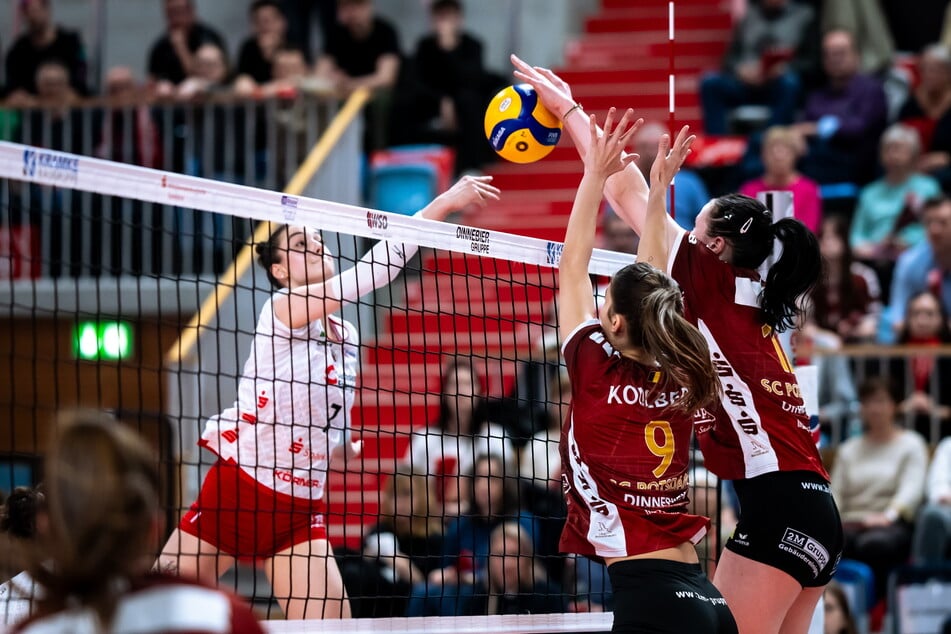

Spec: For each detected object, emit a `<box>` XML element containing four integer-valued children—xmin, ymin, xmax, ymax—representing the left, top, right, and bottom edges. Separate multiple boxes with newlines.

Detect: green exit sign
<box><xmin>73</xmin><ymin>321</ymin><xmax>133</xmax><ymax>361</ymax></box>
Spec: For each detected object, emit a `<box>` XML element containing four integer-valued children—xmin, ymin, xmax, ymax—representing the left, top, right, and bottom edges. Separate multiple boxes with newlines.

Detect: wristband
<box><xmin>563</xmin><ymin>102</ymin><xmax>584</xmax><ymax>122</ymax></box>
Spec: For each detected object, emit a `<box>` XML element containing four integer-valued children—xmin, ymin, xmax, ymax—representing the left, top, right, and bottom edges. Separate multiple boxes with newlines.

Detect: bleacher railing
<box><xmin>813</xmin><ymin>344</ymin><xmax>951</xmax><ymax>448</ymax></box>
<box><xmin>0</xmin><ymin>92</ymin><xmax>350</xmax><ymax>280</ymax></box>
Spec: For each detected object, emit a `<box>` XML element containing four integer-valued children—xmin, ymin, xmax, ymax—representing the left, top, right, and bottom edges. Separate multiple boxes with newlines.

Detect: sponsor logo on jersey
<box><xmin>778</xmin><ymin>528</ymin><xmax>828</xmax><ymax>577</ymax></box>
<box><xmin>326</xmin><ymin>364</ymin><xmax>339</xmax><ymax>385</ymax></box>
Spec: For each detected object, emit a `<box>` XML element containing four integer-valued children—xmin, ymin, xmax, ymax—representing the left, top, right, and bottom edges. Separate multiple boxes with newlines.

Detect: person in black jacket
<box><xmin>391</xmin><ymin>0</ymin><xmax>503</xmax><ymax>173</ymax></box>
<box><xmin>4</xmin><ymin>0</ymin><xmax>87</xmax><ymax>104</ymax></box>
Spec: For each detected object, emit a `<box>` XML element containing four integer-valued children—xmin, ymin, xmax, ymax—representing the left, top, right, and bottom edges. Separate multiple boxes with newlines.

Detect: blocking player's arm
<box><xmin>511</xmin><ymin>54</ymin><xmax>680</xmax><ymax>239</ymax></box>
<box><xmin>639</xmin><ymin>126</ymin><xmax>695</xmax><ymax>272</ymax></box>
<box><xmin>559</xmin><ymin>110</ymin><xmax>639</xmax><ymax>342</ymax></box>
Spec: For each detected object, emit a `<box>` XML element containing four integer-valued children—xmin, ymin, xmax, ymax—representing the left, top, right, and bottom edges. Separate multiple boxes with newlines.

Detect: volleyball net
<box><xmin>0</xmin><ymin>141</ymin><xmax>725</xmax><ymax>627</ymax></box>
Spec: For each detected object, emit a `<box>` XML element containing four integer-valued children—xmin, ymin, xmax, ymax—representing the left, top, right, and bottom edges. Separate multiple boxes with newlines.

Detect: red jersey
<box><xmin>559</xmin><ymin>320</ymin><xmax>710</xmax><ymax>562</ymax></box>
<box><xmin>668</xmin><ymin>231</ymin><xmax>828</xmax><ymax>481</ymax></box>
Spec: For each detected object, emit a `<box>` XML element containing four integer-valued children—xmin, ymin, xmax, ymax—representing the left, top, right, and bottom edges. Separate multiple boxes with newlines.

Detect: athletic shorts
<box><xmin>179</xmin><ymin>460</ymin><xmax>327</xmax><ymax>562</ymax></box>
<box><xmin>608</xmin><ymin>559</ymin><xmax>737</xmax><ymax>633</ymax></box>
<box><xmin>726</xmin><ymin>470</ymin><xmax>843</xmax><ymax>587</ymax></box>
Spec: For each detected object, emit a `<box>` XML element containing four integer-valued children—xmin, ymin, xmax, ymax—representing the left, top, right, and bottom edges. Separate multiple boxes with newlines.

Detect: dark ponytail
<box><xmin>707</xmin><ymin>194</ymin><xmax>821</xmax><ymax>332</ymax></box>
<box><xmin>611</xmin><ymin>263</ymin><xmax>720</xmax><ymax>412</ymax></box>
<box><xmin>255</xmin><ymin>223</ymin><xmax>289</xmax><ymax>289</ymax></box>
<box><xmin>762</xmin><ymin>218</ymin><xmax>821</xmax><ymax>332</ymax></box>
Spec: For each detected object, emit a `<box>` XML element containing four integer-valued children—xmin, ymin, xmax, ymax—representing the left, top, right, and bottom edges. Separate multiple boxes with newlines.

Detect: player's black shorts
<box><xmin>608</xmin><ymin>559</ymin><xmax>738</xmax><ymax>633</ymax></box>
<box><xmin>726</xmin><ymin>470</ymin><xmax>844</xmax><ymax>587</ymax></box>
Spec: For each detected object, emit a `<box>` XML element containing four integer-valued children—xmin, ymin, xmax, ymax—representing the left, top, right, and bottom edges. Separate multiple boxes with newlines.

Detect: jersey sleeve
<box><xmin>561</xmin><ymin>319</ymin><xmax>613</xmax><ymax>385</ymax></box>
<box><xmin>668</xmin><ymin>231</ymin><xmax>736</xmax><ymax>320</ymax></box>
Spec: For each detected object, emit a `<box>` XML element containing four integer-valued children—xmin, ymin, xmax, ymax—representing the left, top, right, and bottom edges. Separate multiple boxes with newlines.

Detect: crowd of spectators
<box><xmin>0</xmin><ymin>0</ymin><xmax>504</xmax><ymax>176</ymax></box>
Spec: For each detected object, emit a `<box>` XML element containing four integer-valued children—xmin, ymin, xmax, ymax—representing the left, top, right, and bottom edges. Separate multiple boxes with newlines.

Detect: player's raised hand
<box><xmin>649</xmin><ymin>125</ymin><xmax>695</xmax><ymax>190</ymax></box>
<box><xmin>420</xmin><ymin>175</ymin><xmax>500</xmax><ymax>220</ymax></box>
<box><xmin>583</xmin><ymin>108</ymin><xmax>641</xmax><ymax>181</ymax></box>
<box><xmin>511</xmin><ymin>54</ymin><xmax>576</xmax><ymax>120</ymax></box>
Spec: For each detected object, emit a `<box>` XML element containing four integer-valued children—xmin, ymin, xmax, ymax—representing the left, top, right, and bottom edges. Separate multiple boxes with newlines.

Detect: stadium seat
<box><xmin>886</xmin><ymin>564</ymin><xmax>951</xmax><ymax>634</ymax></box>
<box><xmin>834</xmin><ymin>558</ymin><xmax>875</xmax><ymax>634</ymax></box>
<box><xmin>369</xmin><ymin>163</ymin><xmax>439</xmax><ymax>216</ymax></box>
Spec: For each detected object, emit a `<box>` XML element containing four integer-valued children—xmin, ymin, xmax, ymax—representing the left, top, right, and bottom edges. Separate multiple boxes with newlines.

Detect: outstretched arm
<box><xmin>640</xmin><ymin>126</ymin><xmax>695</xmax><ymax>272</ymax></box>
<box><xmin>559</xmin><ymin>108</ymin><xmax>639</xmax><ymax>342</ymax></box>
<box><xmin>276</xmin><ymin>176</ymin><xmax>500</xmax><ymax>329</ymax></box>
<box><xmin>512</xmin><ymin>54</ymin><xmax>682</xmax><ymax>239</ymax></box>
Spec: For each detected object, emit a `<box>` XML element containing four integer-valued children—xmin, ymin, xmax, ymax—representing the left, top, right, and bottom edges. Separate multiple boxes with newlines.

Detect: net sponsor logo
<box><xmin>281</xmin><ymin>195</ymin><xmax>299</xmax><ymax>221</ymax></box>
<box><xmin>160</xmin><ymin>175</ymin><xmax>207</xmax><ymax>201</ymax></box>
<box><xmin>22</xmin><ymin>149</ymin><xmax>79</xmax><ymax>183</ymax></box>
<box><xmin>545</xmin><ymin>241</ymin><xmax>563</xmax><ymax>265</ymax></box>
<box><xmin>367</xmin><ymin>211</ymin><xmax>388</xmax><ymax>231</ymax></box>
<box><xmin>456</xmin><ymin>225</ymin><xmax>490</xmax><ymax>254</ymax></box>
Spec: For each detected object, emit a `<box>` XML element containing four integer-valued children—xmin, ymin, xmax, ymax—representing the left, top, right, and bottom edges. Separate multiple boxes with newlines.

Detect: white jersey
<box><xmin>0</xmin><ymin>570</ymin><xmax>39</xmax><ymax>626</ymax></box>
<box><xmin>403</xmin><ymin>423</ymin><xmax>515</xmax><ymax>478</ymax></box>
<box><xmin>200</xmin><ymin>291</ymin><xmax>359</xmax><ymax>500</ymax></box>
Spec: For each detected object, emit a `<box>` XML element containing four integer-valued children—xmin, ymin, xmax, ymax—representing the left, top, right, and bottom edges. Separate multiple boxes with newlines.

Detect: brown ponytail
<box><xmin>610</xmin><ymin>263</ymin><xmax>719</xmax><ymax>413</ymax></box>
<box><xmin>31</xmin><ymin>410</ymin><xmax>161</xmax><ymax>627</ymax></box>
<box><xmin>640</xmin><ymin>285</ymin><xmax>720</xmax><ymax>412</ymax></box>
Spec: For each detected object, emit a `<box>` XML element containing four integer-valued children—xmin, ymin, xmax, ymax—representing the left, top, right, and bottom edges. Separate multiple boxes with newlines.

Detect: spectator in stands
<box><xmin>823</xmin><ymin>580</ymin><xmax>859</xmax><ymax>634</ymax></box>
<box><xmin>806</xmin><ymin>215</ymin><xmax>880</xmax><ymax>439</ymax></box>
<box><xmin>405</xmin><ymin>453</ymin><xmax>539</xmax><ymax>617</ymax></box>
<box><xmin>0</xmin><ymin>486</ymin><xmax>43</xmax><ymax>626</ymax></box>
<box><xmin>518</xmin><ymin>369</ymin><xmax>567</xmax><ymax>493</ymax></box>
<box><xmin>18</xmin><ymin>60</ymin><xmax>89</xmax><ymax>153</ymax></box>
<box><xmin>739</xmin><ymin>125</ymin><xmax>822</xmax><ymax>233</ymax></box>
<box><xmin>820</xmin><ymin>0</ymin><xmax>894</xmax><ymax>76</ymax></box>
<box><xmin>599</xmin><ymin>205</ymin><xmax>639</xmax><ymax>255</ymax></box>
<box><xmin>899</xmin><ymin>44</ymin><xmax>951</xmax><ymax>193</ymax></box>
<box><xmin>341</xmin><ymin>473</ymin><xmax>446</xmax><ymax>617</ymax></box>
<box><xmin>175</xmin><ymin>42</ymin><xmax>232</xmax><ymax>101</ymax></box>
<box><xmin>315</xmin><ymin>0</ymin><xmax>400</xmax><ymax>151</ymax></box>
<box><xmin>893</xmin><ymin>291</ymin><xmax>951</xmax><ymax>439</ymax></box>
<box><xmin>234</xmin><ymin>0</ymin><xmax>297</xmax><ymax>92</ymax></box>
<box><xmin>474</xmin><ymin>521</ymin><xmax>566</xmax><ymax>615</ymax></box>
<box><xmin>850</xmin><ymin>124</ymin><xmax>939</xmax><ymax>264</ymax></box>
<box><xmin>633</xmin><ymin>122</ymin><xmax>709</xmax><ymax>230</ymax></box>
<box><xmin>95</xmin><ymin>67</ymin><xmax>162</xmax><ymax>168</ymax></box>
<box><xmin>880</xmin><ymin>0</ymin><xmax>949</xmax><ymax>56</ymax></box>
<box><xmin>831</xmin><ymin>377</ymin><xmax>929</xmax><ymax>601</ymax></box>
<box><xmin>883</xmin><ymin>195</ymin><xmax>951</xmax><ymax>342</ymax></box>
<box><xmin>15</xmin><ymin>410</ymin><xmax>263</xmax><ymax>633</ymax></box>
<box><xmin>794</xmin><ymin>29</ymin><xmax>888</xmax><ymax>185</ymax></box>
<box><xmin>3</xmin><ymin>0</ymin><xmax>87</xmax><ymax>105</ymax></box>
<box><xmin>699</xmin><ymin>0</ymin><xmax>817</xmax><ymax>135</ymax></box>
<box><xmin>813</xmin><ymin>215</ymin><xmax>882</xmax><ymax>343</ymax></box>
<box><xmin>147</xmin><ymin>0</ymin><xmax>226</xmax><ymax>94</ymax></box>
<box><xmin>403</xmin><ymin>358</ymin><xmax>514</xmax><ymax>517</ymax></box>
<box><xmin>392</xmin><ymin>0</ymin><xmax>501</xmax><ymax>174</ymax></box>
<box><xmin>913</xmin><ymin>435</ymin><xmax>951</xmax><ymax>563</ymax></box>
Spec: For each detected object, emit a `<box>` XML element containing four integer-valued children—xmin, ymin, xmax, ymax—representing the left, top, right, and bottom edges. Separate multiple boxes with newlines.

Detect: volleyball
<box><xmin>484</xmin><ymin>84</ymin><xmax>563</xmax><ymax>164</ymax></box>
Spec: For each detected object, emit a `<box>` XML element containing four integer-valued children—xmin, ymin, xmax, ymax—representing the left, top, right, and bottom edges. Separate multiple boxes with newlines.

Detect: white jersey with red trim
<box><xmin>667</xmin><ymin>230</ymin><xmax>827</xmax><ymax>481</ymax></box>
<box><xmin>559</xmin><ymin>320</ymin><xmax>710</xmax><ymax>561</ymax></box>
<box><xmin>14</xmin><ymin>575</ymin><xmax>263</xmax><ymax>634</ymax></box>
<box><xmin>200</xmin><ymin>290</ymin><xmax>358</xmax><ymax>500</ymax></box>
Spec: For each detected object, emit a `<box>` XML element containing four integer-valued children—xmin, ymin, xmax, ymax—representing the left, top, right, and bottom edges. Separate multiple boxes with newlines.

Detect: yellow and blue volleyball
<box><xmin>484</xmin><ymin>84</ymin><xmax>563</xmax><ymax>164</ymax></box>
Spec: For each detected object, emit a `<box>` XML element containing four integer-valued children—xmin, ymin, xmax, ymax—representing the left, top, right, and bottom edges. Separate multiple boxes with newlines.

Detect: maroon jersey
<box><xmin>559</xmin><ymin>320</ymin><xmax>710</xmax><ymax>562</ymax></box>
<box><xmin>668</xmin><ymin>230</ymin><xmax>828</xmax><ymax>481</ymax></box>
